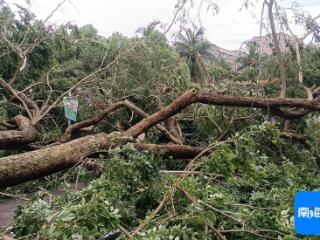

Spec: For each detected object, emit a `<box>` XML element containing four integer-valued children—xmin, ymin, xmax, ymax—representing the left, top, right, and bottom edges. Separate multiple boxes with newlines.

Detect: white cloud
<box><xmin>6</xmin><ymin>0</ymin><xmax>320</xmax><ymax>50</ymax></box>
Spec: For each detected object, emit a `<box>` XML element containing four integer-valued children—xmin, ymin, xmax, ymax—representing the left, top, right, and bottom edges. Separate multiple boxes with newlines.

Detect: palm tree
<box><xmin>174</xmin><ymin>25</ymin><xmax>213</xmax><ymax>83</ymax></box>
<box><xmin>136</xmin><ymin>20</ymin><xmax>161</xmax><ymax>38</ymax></box>
<box><xmin>237</xmin><ymin>40</ymin><xmax>259</xmax><ymax>69</ymax></box>
<box><xmin>237</xmin><ymin>40</ymin><xmax>260</xmax><ymax>81</ymax></box>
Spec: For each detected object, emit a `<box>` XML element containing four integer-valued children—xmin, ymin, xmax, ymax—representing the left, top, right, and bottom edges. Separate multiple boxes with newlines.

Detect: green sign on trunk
<box><xmin>63</xmin><ymin>96</ymin><xmax>78</xmax><ymax>122</ymax></box>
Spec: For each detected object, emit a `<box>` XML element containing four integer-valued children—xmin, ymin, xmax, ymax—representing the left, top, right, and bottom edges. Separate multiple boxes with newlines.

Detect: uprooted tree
<box><xmin>1</xmin><ymin>0</ymin><xmax>320</xmax><ymax>239</ymax></box>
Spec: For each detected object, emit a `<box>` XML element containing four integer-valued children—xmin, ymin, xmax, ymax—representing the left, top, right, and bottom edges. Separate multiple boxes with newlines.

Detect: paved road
<box><xmin>0</xmin><ymin>198</ymin><xmax>26</xmax><ymax>230</ymax></box>
<box><xmin>0</xmin><ymin>183</ymin><xmax>86</xmax><ymax>231</ymax></box>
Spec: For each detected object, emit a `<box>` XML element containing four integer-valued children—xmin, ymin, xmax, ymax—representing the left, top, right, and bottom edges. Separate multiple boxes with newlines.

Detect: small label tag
<box><xmin>63</xmin><ymin>96</ymin><xmax>79</xmax><ymax>122</ymax></box>
<box><xmin>295</xmin><ymin>191</ymin><xmax>320</xmax><ymax>235</ymax></box>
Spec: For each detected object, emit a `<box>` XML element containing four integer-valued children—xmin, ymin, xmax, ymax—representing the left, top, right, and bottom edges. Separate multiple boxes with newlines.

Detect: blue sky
<box><xmin>7</xmin><ymin>0</ymin><xmax>320</xmax><ymax>50</ymax></box>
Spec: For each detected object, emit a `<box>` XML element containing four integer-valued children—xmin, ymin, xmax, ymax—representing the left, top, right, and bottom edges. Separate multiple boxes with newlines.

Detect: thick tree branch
<box><xmin>122</xmin><ymin>100</ymin><xmax>182</xmax><ymax>144</ymax></box>
<box><xmin>61</xmin><ymin>101</ymin><xmax>125</xmax><ymax>142</ymax></box>
<box><xmin>125</xmin><ymin>90</ymin><xmax>320</xmax><ymax>138</ymax></box>
<box><xmin>133</xmin><ymin>143</ymin><xmax>205</xmax><ymax>159</ymax></box>
<box><xmin>62</xmin><ymin>100</ymin><xmax>182</xmax><ymax>144</ymax></box>
<box><xmin>0</xmin><ymin>115</ymin><xmax>36</xmax><ymax>149</ymax></box>
<box><xmin>1</xmin><ymin>90</ymin><xmax>320</xmax><ymax>186</ymax></box>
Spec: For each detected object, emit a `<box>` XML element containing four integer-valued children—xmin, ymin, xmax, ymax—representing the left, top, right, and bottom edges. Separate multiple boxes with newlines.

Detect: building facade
<box><xmin>252</xmin><ymin>33</ymin><xmax>293</xmax><ymax>55</ymax></box>
<box><xmin>210</xmin><ymin>44</ymin><xmax>241</xmax><ymax>70</ymax></box>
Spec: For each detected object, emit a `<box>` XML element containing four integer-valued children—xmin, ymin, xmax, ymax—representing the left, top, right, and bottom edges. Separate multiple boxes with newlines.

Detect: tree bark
<box><xmin>125</xmin><ymin>90</ymin><xmax>320</xmax><ymax>138</ymax></box>
<box><xmin>0</xmin><ymin>115</ymin><xmax>37</xmax><ymax>149</ymax></box>
<box><xmin>267</xmin><ymin>0</ymin><xmax>287</xmax><ymax>97</ymax></box>
<box><xmin>0</xmin><ymin>132</ymin><xmax>130</xmax><ymax>187</ymax></box>
<box><xmin>133</xmin><ymin>143</ymin><xmax>205</xmax><ymax>159</ymax></box>
<box><xmin>166</xmin><ymin>117</ymin><xmax>183</xmax><ymax>142</ymax></box>
<box><xmin>121</xmin><ymin>100</ymin><xmax>182</xmax><ymax>144</ymax></box>
<box><xmin>1</xmin><ymin>90</ymin><xmax>320</xmax><ymax>187</ymax></box>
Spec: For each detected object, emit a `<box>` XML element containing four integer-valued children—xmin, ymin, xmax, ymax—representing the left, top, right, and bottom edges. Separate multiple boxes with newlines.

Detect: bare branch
<box><xmin>43</xmin><ymin>0</ymin><xmax>68</xmax><ymax>24</ymax></box>
<box><xmin>41</xmin><ymin>72</ymin><xmax>54</xmax><ymax>112</ymax></box>
<box><xmin>0</xmin><ymin>78</ymin><xmax>33</xmax><ymax>119</ymax></box>
<box><xmin>33</xmin><ymin>43</ymin><xmax>139</xmax><ymax>124</ymax></box>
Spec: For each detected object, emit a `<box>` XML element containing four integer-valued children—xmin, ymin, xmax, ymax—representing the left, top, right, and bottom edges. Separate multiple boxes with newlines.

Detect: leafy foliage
<box><xmin>174</xmin><ymin>25</ymin><xmax>213</xmax><ymax>83</ymax></box>
<box><xmin>1</xmin><ymin>3</ymin><xmax>320</xmax><ymax>240</ymax></box>
<box><xmin>11</xmin><ymin>124</ymin><xmax>320</xmax><ymax>239</ymax></box>
<box><xmin>0</xmin><ymin>3</ymin><xmax>191</xmax><ymax>147</ymax></box>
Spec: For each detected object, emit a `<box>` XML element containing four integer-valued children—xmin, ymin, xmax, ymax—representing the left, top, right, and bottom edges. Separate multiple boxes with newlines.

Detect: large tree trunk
<box><xmin>1</xmin><ymin>90</ymin><xmax>320</xmax><ymax>187</ymax></box>
<box><xmin>0</xmin><ymin>115</ymin><xmax>36</xmax><ymax>149</ymax></box>
<box><xmin>267</xmin><ymin>0</ymin><xmax>287</xmax><ymax>97</ymax></box>
<box><xmin>0</xmin><ymin>132</ymin><xmax>129</xmax><ymax>187</ymax></box>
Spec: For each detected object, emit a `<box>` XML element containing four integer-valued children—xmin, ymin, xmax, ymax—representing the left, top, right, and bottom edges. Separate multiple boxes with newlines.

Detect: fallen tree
<box><xmin>1</xmin><ymin>90</ymin><xmax>320</xmax><ymax>187</ymax></box>
<box><xmin>2</xmin><ymin>2</ymin><xmax>320</xmax><ymax>239</ymax></box>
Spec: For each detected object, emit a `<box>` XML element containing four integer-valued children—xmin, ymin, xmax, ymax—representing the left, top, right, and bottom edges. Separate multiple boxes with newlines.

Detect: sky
<box><xmin>6</xmin><ymin>0</ymin><xmax>320</xmax><ymax>50</ymax></box>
